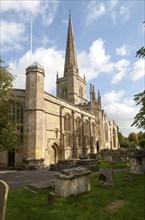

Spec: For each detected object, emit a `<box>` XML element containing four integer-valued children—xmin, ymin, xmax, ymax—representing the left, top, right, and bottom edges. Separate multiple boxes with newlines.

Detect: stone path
<box><xmin>0</xmin><ymin>168</ymin><xmax>58</xmax><ymax>191</ymax></box>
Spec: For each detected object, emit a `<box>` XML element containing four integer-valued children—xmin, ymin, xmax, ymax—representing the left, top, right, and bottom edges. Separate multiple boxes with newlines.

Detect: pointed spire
<box><xmin>93</xmin><ymin>85</ymin><xmax>96</xmax><ymax>100</ymax></box>
<box><xmin>56</xmin><ymin>71</ymin><xmax>58</xmax><ymax>80</ymax></box>
<box><xmin>64</xmin><ymin>13</ymin><xmax>79</xmax><ymax>76</ymax></box>
<box><xmin>90</xmin><ymin>83</ymin><xmax>93</xmax><ymax>101</ymax></box>
<box><xmin>98</xmin><ymin>89</ymin><xmax>101</xmax><ymax>101</ymax></box>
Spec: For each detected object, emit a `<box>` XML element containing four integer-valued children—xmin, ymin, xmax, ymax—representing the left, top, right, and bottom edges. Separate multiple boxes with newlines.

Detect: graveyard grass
<box><xmin>98</xmin><ymin>159</ymin><xmax>130</xmax><ymax>169</ymax></box>
<box><xmin>6</xmin><ymin>171</ymin><xmax>145</xmax><ymax>220</ymax></box>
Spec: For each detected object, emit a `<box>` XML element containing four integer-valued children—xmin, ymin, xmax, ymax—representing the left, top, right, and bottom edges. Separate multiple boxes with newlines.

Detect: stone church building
<box><xmin>0</xmin><ymin>16</ymin><xmax>119</xmax><ymax>169</ymax></box>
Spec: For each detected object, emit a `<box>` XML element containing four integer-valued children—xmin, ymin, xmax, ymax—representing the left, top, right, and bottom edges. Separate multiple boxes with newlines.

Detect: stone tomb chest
<box><xmin>55</xmin><ymin>167</ymin><xmax>91</xmax><ymax>197</ymax></box>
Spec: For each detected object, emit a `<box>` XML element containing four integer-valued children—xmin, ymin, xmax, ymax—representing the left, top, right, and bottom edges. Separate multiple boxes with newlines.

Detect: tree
<box><xmin>131</xmin><ymin>40</ymin><xmax>145</xmax><ymax>130</ymax></box>
<box><xmin>137</xmin><ymin>132</ymin><xmax>145</xmax><ymax>148</ymax></box>
<box><xmin>0</xmin><ymin>58</ymin><xmax>20</xmax><ymax>151</ymax></box>
<box><xmin>136</xmin><ymin>46</ymin><xmax>145</xmax><ymax>58</ymax></box>
<box><xmin>128</xmin><ymin>132</ymin><xmax>138</xmax><ymax>145</ymax></box>
<box><xmin>131</xmin><ymin>90</ymin><xmax>145</xmax><ymax>130</ymax></box>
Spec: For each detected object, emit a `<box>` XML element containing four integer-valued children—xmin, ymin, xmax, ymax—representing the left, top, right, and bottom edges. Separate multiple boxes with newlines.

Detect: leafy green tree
<box><xmin>0</xmin><ymin>58</ymin><xmax>20</xmax><ymax>151</ymax></box>
<box><xmin>128</xmin><ymin>132</ymin><xmax>138</xmax><ymax>145</ymax></box>
<box><xmin>131</xmin><ymin>90</ymin><xmax>145</xmax><ymax>130</ymax></box>
<box><xmin>118</xmin><ymin>131</ymin><xmax>124</xmax><ymax>146</ymax></box>
<box><xmin>132</xmin><ymin>32</ymin><xmax>145</xmax><ymax>130</ymax></box>
<box><xmin>136</xmin><ymin>46</ymin><xmax>145</xmax><ymax>58</ymax></box>
<box><xmin>121</xmin><ymin>139</ymin><xmax>131</xmax><ymax>148</ymax></box>
<box><xmin>137</xmin><ymin>132</ymin><xmax>145</xmax><ymax>148</ymax></box>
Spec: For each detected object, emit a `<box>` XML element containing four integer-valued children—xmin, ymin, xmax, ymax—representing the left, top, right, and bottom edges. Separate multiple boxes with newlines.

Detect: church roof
<box><xmin>27</xmin><ymin>62</ymin><xmax>44</xmax><ymax>70</ymax></box>
<box><xmin>64</xmin><ymin>15</ymin><xmax>79</xmax><ymax>76</ymax></box>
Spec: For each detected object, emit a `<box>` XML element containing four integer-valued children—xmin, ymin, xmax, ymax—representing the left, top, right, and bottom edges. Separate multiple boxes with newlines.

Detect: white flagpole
<box><xmin>30</xmin><ymin>21</ymin><xmax>32</xmax><ymax>65</ymax></box>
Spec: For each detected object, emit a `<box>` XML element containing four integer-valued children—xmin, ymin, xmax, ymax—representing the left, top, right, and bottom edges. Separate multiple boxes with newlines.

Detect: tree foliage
<box><xmin>0</xmin><ymin>58</ymin><xmax>20</xmax><ymax>151</ymax></box>
<box><xmin>128</xmin><ymin>132</ymin><xmax>138</xmax><ymax>144</ymax></box>
<box><xmin>136</xmin><ymin>46</ymin><xmax>145</xmax><ymax>58</ymax></box>
<box><xmin>132</xmin><ymin>30</ymin><xmax>145</xmax><ymax>130</ymax></box>
<box><xmin>131</xmin><ymin>90</ymin><xmax>145</xmax><ymax>130</ymax></box>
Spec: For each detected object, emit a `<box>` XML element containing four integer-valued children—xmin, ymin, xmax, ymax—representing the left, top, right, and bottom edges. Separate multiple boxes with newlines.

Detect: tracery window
<box><xmin>104</xmin><ymin>123</ymin><xmax>109</xmax><ymax>142</ymax></box>
<box><xmin>92</xmin><ymin>123</ymin><xmax>95</xmax><ymax>137</ymax></box>
<box><xmin>13</xmin><ymin>103</ymin><xmax>24</xmax><ymax>142</ymax></box>
<box><xmin>84</xmin><ymin>120</ymin><xmax>89</xmax><ymax>136</ymax></box>
<box><xmin>76</xmin><ymin>117</ymin><xmax>82</xmax><ymax>146</ymax></box>
<box><xmin>64</xmin><ymin>114</ymin><xmax>71</xmax><ymax>146</ymax></box>
<box><xmin>113</xmin><ymin>128</ymin><xmax>116</xmax><ymax>148</ymax></box>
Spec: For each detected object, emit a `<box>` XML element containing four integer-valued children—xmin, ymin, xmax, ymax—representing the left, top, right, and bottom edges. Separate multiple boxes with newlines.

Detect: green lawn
<box><xmin>6</xmin><ymin>171</ymin><xmax>145</xmax><ymax>220</ymax></box>
<box><xmin>98</xmin><ymin>159</ymin><xmax>130</xmax><ymax>169</ymax></box>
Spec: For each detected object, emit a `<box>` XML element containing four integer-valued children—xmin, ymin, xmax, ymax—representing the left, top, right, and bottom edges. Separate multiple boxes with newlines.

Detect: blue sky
<box><xmin>1</xmin><ymin>0</ymin><xmax>145</xmax><ymax>136</ymax></box>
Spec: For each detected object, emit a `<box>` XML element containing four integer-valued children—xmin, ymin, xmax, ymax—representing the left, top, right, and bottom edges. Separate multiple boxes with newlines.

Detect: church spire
<box><xmin>64</xmin><ymin>13</ymin><xmax>79</xmax><ymax>76</ymax></box>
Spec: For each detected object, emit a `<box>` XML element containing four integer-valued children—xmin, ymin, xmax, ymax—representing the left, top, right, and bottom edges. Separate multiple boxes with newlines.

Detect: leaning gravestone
<box><xmin>99</xmin><ymin>168</ymin><xmax>114</xmax><ymax>187</ymax></box>
<box><xmin>0</xmin><ymin>180</ymin><xmax>9</xmax><ymax>220</ymax></box>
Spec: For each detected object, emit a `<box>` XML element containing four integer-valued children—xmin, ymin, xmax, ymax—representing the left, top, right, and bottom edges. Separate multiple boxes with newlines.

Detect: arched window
<box><xmin>61</xmin><ymin>89</ymin><xmax>68</xmax><ymax>98</ymax></box>
<box><xmin>64</xmin><ymin>114</ymin><xmax>71</xmax><ymax>146</ymax></box>
<box><xmin>92</xmin><ymin>123</ymin><xmax>95</xmax><ymax>137</ymax></box>
<box><xmin>76</xmin><ymin>117</ymin><xmax>82</xmax><ymax>146</ymax></box>
<box><xmin>113</xmin><ymin>128</ymin><xmax>116</xmax><ymax>148</ymax></box>
<box><xmin>12</xmin><ymin>103</ymin><xmax>24</xmax><ymax>143</ymax></box>
<box><xmin>84</xmin><ymin>120</ymin><xmax>89</xmax><ymax>136</ymax></box>
<box><xmin>79</xmin><ymin>87</ymin><xmax>83</xmax><ymax>98</ymax></box>
<box><xmin>54</xmin><ymin>129</ymin><xmax>58</xmax><ymax>139</ymax></box>
<box><xmin>104</xmin><ymin>123</ymin><xmax>109</xmax><ymax>142</ymax></box>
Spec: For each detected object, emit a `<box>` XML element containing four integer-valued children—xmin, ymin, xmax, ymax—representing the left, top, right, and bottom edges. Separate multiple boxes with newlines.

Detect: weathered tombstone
<box><xmin>0</xmin><ymin>180</ymin><xmax>9</xmax><ymax>220</ymax></box>
<box><xmin>99</xmin><ymin>168</ymin><xmax>114</xmax><ymax>187</ymax></box>
<box><xmin>47</xmin><ymin>192</ymin><xmax>55</xmax><ymax>205</ymax></box>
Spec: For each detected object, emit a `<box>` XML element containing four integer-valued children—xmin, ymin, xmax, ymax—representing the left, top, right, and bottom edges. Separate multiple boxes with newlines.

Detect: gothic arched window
<box><xmin>104</xmin><ymin>123</ymin><xmax>109</xmax><ymax>142</ymax></box>
<box><xmin>113</xmin><ymin>128</ymin><xmax>116</xmax><ymax>148</ymax></box>
<box><xmin>76</xmin><ymin>117</ymin><xmax>82</xmax><ymax>146</ymax></box>
<box><xmin>64</xmin><ymin>114</ymin><xmax>71</xmax><ymax>146</ymax></box>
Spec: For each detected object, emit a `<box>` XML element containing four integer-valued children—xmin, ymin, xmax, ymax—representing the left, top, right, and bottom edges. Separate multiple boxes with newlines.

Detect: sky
<box><xmin>0</xmin><ymin>0</ymin><xmax>145</xmax><ymax>137</ymax></box>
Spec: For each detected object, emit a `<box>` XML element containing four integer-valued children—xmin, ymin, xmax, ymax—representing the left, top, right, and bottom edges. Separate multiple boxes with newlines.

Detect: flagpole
<box><xmin>30</xmin><ymin>21</ymin><xmax>32</xmax><ymax>65</ymax></box>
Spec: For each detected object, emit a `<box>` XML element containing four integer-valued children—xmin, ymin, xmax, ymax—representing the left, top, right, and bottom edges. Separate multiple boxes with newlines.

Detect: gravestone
<box><xmin>0</xmin><ymin>180</ymin><xmax>9</xmax><ymax>220</ymax></box>
<box><xmin>99</xmin><ymin>168</ymin><xmax>114</xmax><ymax>187</ymax></box>
<box><xmin>47</xmin><ymin>192</ymin><xmax>55</xmax><ymax>205</ymax></box>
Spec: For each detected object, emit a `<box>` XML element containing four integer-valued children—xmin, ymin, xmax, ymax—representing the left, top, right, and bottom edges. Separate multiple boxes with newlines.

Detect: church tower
<box><xmin>56</xmin><ymin>14</ymin><xmax>87</xmax><ymax>105</ymax></box>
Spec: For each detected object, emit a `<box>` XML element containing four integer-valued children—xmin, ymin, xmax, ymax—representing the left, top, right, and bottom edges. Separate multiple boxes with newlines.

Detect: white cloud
<box><xmin>78</xmin><ymin>39</ymin><xmax>113</xmax><ymax>80</ymax></box>
<box><xmin>1</xmin><ymin>1</ymin><xmax>59</xmax><ymax>53</ymax></box>
<box><xmin>10</xmin><ymin>47</ymin><xmax>64</xmax><ymax>93</ymax></box>
<box><xmin>119</xmin><ymin>5</ymin><xmax>130</xmax><ymax>22</ymax></box>
<box><xmin>1</xmin><ymin>0</ymin><xmax>58</xmax><ymax>25</ymax></box>
<box><xmin>1</xmin><ymin>0</ymin><xmax>40</xmax><ymax>13</ymax></box>
<box><xmin>111</xmin><ymin>11</ymin><xmax>116</xmax><ymax>25</ymax></box>
<box><xmin>1</xmin><ymin>20</ymin><xmax>25</xmax><ymax>51</ymax></box>
<box><xmin>86</xmin><ymin>1</ymin><xmax>106</xmax><ymax>24</ymax></box>
<box><xmin>102</xmin><ymin>90</ymin><xmax>124</xmax><ymax>105</ymax></box>
<box><xmin>111</xmin><ymin>59</ymin><xmax>130</xmax><ymax>84</ymax></box>
<box><xmin>102</xmin><ymin>91</ymin><xmax>140</xmax><ymax>136</ymax></box>
<box><xmin>130</xmin><ymin>59</ymin><xmax>145</xmax><ymax>81</ymax></box>
<box><xmin>86</xmin><ymin>0</ymin><xmax>130</xmax><ymax>25</ymax></box>
<box><xmin>38</xmin><ymin>1</ymin><xmax>59</xmax><ymax>26</ymax></box>
<box><xmin>1</xmin><ymin>20</ymin><xmax>25</xmax><ymax>44</ymax></box>
<box><xmin>116</xmin><ymin>44</ymin><xmax>130</xmax><ymax>56</ymax></box>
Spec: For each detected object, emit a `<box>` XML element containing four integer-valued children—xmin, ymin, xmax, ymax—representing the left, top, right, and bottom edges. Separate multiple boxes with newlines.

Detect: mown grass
<box><xmin>98</xmin><ymin>159</ymin><xmax>130</xmax><ymax>169</ymax></box>
<box><xmin>6</xmin><ymin>171</ymin><xmax>145</xmax><ymax>220</ymax></box>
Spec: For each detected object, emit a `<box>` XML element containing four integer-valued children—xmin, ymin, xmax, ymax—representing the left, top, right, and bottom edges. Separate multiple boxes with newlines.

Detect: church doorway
<box><xmin>8</xmin><ymin>151</ymin><xmax>15</xmax><ymax>167</ymax></box>
<box><xmin>96</xmin><ymin>141</ymin><xmax>99</xmax><ymax>153</ymax></box>
<box><xmin>50</xmin><ymin>144</ymin><xmax>59</xmax><ymax>164</ymax></box>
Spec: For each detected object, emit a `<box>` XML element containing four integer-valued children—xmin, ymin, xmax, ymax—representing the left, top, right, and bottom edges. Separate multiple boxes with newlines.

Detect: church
<box><xmin>0</xmin><ymin>16</ymin><xmax>119</xmax><ymax>169</ymax></box>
